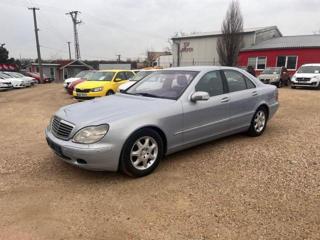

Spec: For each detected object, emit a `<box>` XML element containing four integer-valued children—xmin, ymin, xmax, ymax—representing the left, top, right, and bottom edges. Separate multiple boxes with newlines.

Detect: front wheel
<box><xmin>106</xmin><ymin>90</ymin><xmax>114</xmax><ymax>96</ymax></box>
<box><xmin>247</xmin><ymin>108</ymin><xmax>268</xmax><ymax>137</ymax></box>
<box><xmin>120</xmin><ymin>129</ymin><xmax>164</xmax><ymax>177</ymax></box>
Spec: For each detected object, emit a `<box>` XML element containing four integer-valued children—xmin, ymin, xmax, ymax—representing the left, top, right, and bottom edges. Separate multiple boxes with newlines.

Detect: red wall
<box><xmin>238</xmin><ymin>48</ymin><xmax>320</xmax><ymax>76</ymax></box>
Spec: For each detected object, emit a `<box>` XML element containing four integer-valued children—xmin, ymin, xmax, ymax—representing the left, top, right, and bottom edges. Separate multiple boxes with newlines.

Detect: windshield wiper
<box><xmin>134</xmin><ymin>92</ymin><xmax>159</xmax><ymax>98</ymax></box>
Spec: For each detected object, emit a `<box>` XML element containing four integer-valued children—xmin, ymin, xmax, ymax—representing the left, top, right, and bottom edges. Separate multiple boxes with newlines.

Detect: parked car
<box><xmin>73</xmin><ymin>70</ymin><xmax>135</xmax><ymax>100</ymax></box>
<box><xmin>63</xmin><ymin>70</ymin><xmax>91</xmax><ymax>89</ymax></box>
<box><xmin>0</xmin><ymin>76</ymin><xmax>13</xmax><ymax>90</ymax></box>
<box><xmin>23</xmin><ymin>72</ymin><xmax>51</xmax><ymax>83</ymax></box>
<box><xmin>67</xmin><ymin>79</ymin><xmax>85</xmax><ymax>95</ymax></box>
<box><xmin>46</xmin><ymin>66</ymin><xmax>279</xmax><ymax>177</ymax></box>
<box><xmin>258</xmin><ymin>67</ymin><xmax>290</xmax><ymax>88</ymax></box>
<box><xmin>291</xmin><ymin>64</ymin><xmax>320</xmax><ymax>89</ymax></box>
<box><xmin>3</xmin><ymin>72</ymin><xmax>35</xmax><ymax>87</ymax></box>
<box><xmin>118</xmin><ymin>69</ymin><xmax>158</xmax><ymax>92</ymax></box>
<box><xmin>0</xmin><ymin>72</ymin><xmax>26</xmax><ymax>88</ymax></box>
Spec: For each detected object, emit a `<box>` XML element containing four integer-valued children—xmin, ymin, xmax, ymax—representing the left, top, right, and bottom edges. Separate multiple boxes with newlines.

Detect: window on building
<box><xmin>248</xmin><ymin>57</ymin><xmax>266</xmax><ymax>70</ymax></box>
<box><xmin>257</xmin><ymin>57</ymin><xmax>266</xmax><ymax>70</ymax></box>
<box><xmin>287</xmin><ymin>56</ymin><xmax>297</xmax><ymax>69</ymax></box>
<box><xmin>276</xmin><ymin>56</ymin><xmax>297</xmax><ymax>69</ymax></box>
<box><xmin>277</xmin><ymin>56</ymin><xmax>286</xmax><ymax>67</ymax></box>
<box><xmin>248</xmin><ymin>58</ymin><xmax>256</xmax><ymax>68</ymax></box>
<box><xmin>50</xmin><ymin>68</ymin><xmax>54</xmax><ymax>78</ymax></box>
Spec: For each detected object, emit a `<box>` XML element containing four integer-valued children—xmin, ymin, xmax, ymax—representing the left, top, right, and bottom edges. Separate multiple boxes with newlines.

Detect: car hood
<box><xmin>76</xmin><ymin>81</ymin><xmax>111</xmax><ymax>89</ymax></box>
<box><xmin>65</xmin><ymin>77</ymin><xmax>80</xmax><ymax>83</ymax></box>
<box><xmin>55</xmin><ymin>94</ymin><xmax>174</xmax><ymax>127</ymax></box>
<box><xmin>294</xmin><ymin>73</ymin><xmax>320</xmax><ymax>78</ymax></box>
<box><xmin>258</xmin><ymin>74</ymin><xmax>280</xmax><ymax>79</ymax></box>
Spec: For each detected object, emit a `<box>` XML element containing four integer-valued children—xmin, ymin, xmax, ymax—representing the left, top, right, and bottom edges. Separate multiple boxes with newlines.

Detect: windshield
<box><xmin>75</xmin><ymin>71</ymin><xmax>89</xmax><ymax>78</ymax></box>
<box><xmin>87</xmin><ymin>71</ymin><xmax>115</xmax><ymax>81</ymax></box>
<box><xmin>126</xmin><ymin>70</ymin><xmax>199</xmax><ymax>100</ymax></box>
<box><xmin>297</xmin><ymin>66</ymin><xmax>320</xmax><ymax>74</ymax></box>
<box><xmin>129</xmin><ymin>71</ymin><xmax>155</xmax><ymax>81</ymax></box>
<box><xmin>0</xmin><ymin>73</ymin><xmax>9</xmax><ymax>79</ymax></box>
<box><xmin>262</xmin><ymin>68</ymin><xmax>281</xmax><ymax>74</ymax></box>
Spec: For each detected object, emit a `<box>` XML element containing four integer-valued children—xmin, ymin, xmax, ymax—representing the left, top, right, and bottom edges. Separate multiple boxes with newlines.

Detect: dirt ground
<box><xmin>0</xmin><ymin>84</ymin><xmax>319</xmax><ymax>240</ymax></box>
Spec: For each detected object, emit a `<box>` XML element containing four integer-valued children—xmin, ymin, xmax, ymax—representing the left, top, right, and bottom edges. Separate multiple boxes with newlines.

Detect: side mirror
<box><xmin>190</xmin><ymin>91</ymin><xmax>210</xmax><ymax>102</ymax></box>
<box><xmin>115</xmin><ymin>78</ymin><xmax>123</xmax><ymax>82</ymax></box>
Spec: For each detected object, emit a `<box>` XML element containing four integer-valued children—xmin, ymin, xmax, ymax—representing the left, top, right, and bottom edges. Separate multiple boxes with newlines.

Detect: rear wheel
<box><xmin>247</xmin><ymin>107</ymin><xmax>268</xmax><ymax>137</ymax></box>
<box><xmin>120</xmin><ymin>129</ymin><xmax>164</xmax><ymax>177</ymax></box>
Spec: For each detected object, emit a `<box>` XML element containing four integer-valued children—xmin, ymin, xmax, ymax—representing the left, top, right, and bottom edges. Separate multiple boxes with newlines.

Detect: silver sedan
<box><xmin>45</xmin><ymin>66</ymin><xmax>279</xmax><ymax>177</ymax></box>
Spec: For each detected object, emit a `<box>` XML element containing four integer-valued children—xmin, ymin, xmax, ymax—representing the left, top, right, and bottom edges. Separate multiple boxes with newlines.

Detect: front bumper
<box><xmin>259</xmin><ymin>79</ymin><xmax>279</xmax><ymax>85</ymax></box>
<box><xmin>45</xmin><ymin>128</ymin><xmax>120</xmax><ymax>171</ymax></box>
<box><xmin>73</xmin><ymin>91</ymin><xmax>105</xmax><ymax>99</ymax></box>
<box><xmin>291</xmin><ymin>80</ymin><xmax>320</xmax><ymax>88</ymax></box>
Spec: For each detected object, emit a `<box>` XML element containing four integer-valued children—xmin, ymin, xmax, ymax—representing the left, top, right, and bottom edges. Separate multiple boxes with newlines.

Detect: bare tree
<box><xmin>217</xmin><ymin>0</ymin><xmax>244</xmax><ymax>66</ymax></box>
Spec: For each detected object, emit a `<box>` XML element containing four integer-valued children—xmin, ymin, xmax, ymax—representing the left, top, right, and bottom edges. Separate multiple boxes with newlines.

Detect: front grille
<box><xmin>297</xmin><ymin>77</ymin><xmax>310</xmax><ymax>82</ymax></box>
<box><xmin>76</xmin><ymin>88</ymin><xmax>91</xmax><ymax>93</ymax></box>
<box><xmin>51</xmin><ymin>116</ymin><xmax>74</xmax><ymax>140</ymax></box>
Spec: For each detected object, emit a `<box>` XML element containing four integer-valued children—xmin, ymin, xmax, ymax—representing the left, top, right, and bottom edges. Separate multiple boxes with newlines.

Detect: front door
<box><xmin>182</xmin><ymin>70</ymin><xmax>231</xmax><ymax>145</ymax></box>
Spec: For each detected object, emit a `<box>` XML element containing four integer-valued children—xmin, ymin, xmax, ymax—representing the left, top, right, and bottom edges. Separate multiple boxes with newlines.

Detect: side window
<box><xmin>224</xmin><ymin>70</ymin><xmax>248</xmax><ymax>92</ymax></box>
<box><xmin>245</xmin><ymin>78</ymin><xmax>256</xmax><ymax>89</ymax></box>
<box><xmin>125</xmin><ymin>71</ymin><xmax>134</xmax><ymax>79</ymax></box>
<box><xmin>115</xmin><ymin>72</ymin><xmax>127</xmax><ymax>81</ymax></box>
<box><xmin>195</xmin><ymin>71</ymin><xmax>224</xmax><ymax>97</ymax></box>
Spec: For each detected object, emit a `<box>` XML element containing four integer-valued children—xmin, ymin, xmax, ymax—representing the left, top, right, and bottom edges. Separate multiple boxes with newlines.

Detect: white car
<box><xmin>0</xmin><ymin>77</ymin><xmax>13</xmax><ymax>90</ymax></box>
<box><xmin>3</xmin><ymin>72</ymin><xmax>35</xmax><ymax>87</ymax></box>
<box><xmin>0</xmin><ymin>72</ymin><xmax>25</xmax><ymax>88</ymax></box>
<box><xmin>291</xmin><ymin>64</ymin><xmax>320</xmax><ymax>89</ymax></box>
<box><xmin>118</xmin><ymin>70</ymin><xmax>157</xmax><ymax>92</ymax></box>
<box><xmin>63</xmin><ymin>70</ymin><xmax>91</xmax><ymax>89</ymax></box>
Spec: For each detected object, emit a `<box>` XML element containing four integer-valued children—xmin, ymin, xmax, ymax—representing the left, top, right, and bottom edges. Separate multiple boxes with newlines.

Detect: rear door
<box><xmin>221</xmin><ymin>70</ymin><xmax>259</xmax><ymax>130</ymax></box>
<box><xmin>182</xmin><ymin>70</ymin><xmax>231</xmax><ymax>144</ymax></box>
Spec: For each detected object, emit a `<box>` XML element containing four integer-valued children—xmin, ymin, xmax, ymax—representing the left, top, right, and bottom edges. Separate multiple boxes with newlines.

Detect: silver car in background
<box><xmin>46</xmin><ymin>66</ymin><xmax>279</xmax><ymax>177</ymax></box>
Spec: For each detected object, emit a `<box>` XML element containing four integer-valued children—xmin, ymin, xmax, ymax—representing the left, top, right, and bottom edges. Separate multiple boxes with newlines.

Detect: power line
<box><xmin>66</xmin><ymin>11</ymin><xmax>82</xmax><ymax>60</ymax></box>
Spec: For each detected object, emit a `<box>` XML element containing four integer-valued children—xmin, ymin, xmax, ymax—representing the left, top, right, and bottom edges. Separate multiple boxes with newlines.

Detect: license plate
<box><xmin>77</xmin><ymin>93</ymin><xmax>87</xmax><ymax>97</ymax></box>
<box><xmin>46</xmin><ymin>138</ymin><xmax>63</xmax><ymax>157</ymax></box>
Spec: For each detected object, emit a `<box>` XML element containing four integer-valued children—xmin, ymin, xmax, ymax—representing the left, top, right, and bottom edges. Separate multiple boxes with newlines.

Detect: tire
<box><xmin>247</xmin><ymin>107</ymin><xmax>268</xmax><ymax>137</ymax></box>
<box><xmin>120</xmin><ymin>128</ymin><xmax>164</xmax><ymax>177</ymax></box>
<box><xmin>106</xmin><ymin>90</ymin><xmax>114</xmax><ymax>96</ymax></box>
<box><xmin>291</xmin><ymin>85</ymin><xmax>296</xmax><ymax>89</ymax></box>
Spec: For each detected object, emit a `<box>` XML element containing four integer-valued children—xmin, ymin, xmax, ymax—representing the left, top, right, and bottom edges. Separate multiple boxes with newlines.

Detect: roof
<box><xmin>241</xmin><ymin>35</ymin><xmax>320</xmax><ymax>51</ymax></box>
<box><xmin>172</xmin><ymin>26</ymin><xmax>281</xmax><ymax>40</ymax></box>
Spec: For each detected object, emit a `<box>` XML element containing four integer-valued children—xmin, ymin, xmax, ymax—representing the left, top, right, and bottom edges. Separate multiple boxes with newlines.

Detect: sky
<box><xmin>1</xmin><ymin>0</ymin><xmax>319</xmax><ymax>61</ymax></box>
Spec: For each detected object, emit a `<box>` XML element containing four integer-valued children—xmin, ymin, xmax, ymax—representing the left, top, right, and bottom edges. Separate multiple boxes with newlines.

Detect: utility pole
<box><xmin>67</xmin><ymin>41</ymin><xmax>72</xmax><ymax>60</ymax></box>
<box><xmin>66</xmin><ymin>11</ymin><xmax>81</xmax><ymax>60</ymax></box>
<box><xmin>28</xmin><ymin>7</ymin><xmax>44</xmax><ymax>83</ymax></box>
<box><xmin>117</xmin><ymin>54</ymin><xmax>121</xmax><ymax>63</ymax></box>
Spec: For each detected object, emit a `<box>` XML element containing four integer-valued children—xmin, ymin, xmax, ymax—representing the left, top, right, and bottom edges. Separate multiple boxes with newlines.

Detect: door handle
<box><xmin>221</xmin><ymin>97</ymin><xmax>230</xmax><ymax>103</ymax></box>
<box><xmin>252</xmin><ymin>91</ymin><xmax>258</xmax><ymax>96</ymax></box>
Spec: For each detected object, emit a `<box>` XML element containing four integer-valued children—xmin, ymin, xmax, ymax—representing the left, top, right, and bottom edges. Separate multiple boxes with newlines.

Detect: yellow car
<box><xmin>73</xmin><ymin>70</ymin><xmax>135</xmax><ymax>100</ymax></box>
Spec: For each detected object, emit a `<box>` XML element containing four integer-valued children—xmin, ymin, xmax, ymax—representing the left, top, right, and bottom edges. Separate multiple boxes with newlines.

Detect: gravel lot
<box><xmin>0</xmin><ymin>84</ymin><xmax>319</xmax><ymax>240</ymax></box>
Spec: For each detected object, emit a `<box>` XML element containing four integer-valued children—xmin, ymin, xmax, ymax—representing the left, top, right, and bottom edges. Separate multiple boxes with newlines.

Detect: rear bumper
<box><xmin>269</xmin><ymin>102</ymin><xmax>279</xmax><ymax>120</ymax></box>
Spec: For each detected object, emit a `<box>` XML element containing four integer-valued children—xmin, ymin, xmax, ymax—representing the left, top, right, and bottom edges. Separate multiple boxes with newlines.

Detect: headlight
<box><xmin>73</xmin><ymin>124</ymin><xmax>109</xmax><ymax>144</ymax></box>
<box><xmin>291</xmin><ymin>76</ymin><xmax>296</xmax><ymax>81</ymax></box>
<box><xmin>91</xmin><ymin>87</ymin><xmax>103</xmax><ymax>92</ymax></box>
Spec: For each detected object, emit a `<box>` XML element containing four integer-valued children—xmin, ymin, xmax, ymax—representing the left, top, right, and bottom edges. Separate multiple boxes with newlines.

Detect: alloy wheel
<box><xmin>254</xmin><ymin>110</ymin><xmax>266</xmax><ymax>133</ymax></box>
<box><xmin>130</xmin><ymin>136</ymin><xmax>158</xmax><ymax>170</ymax></box>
